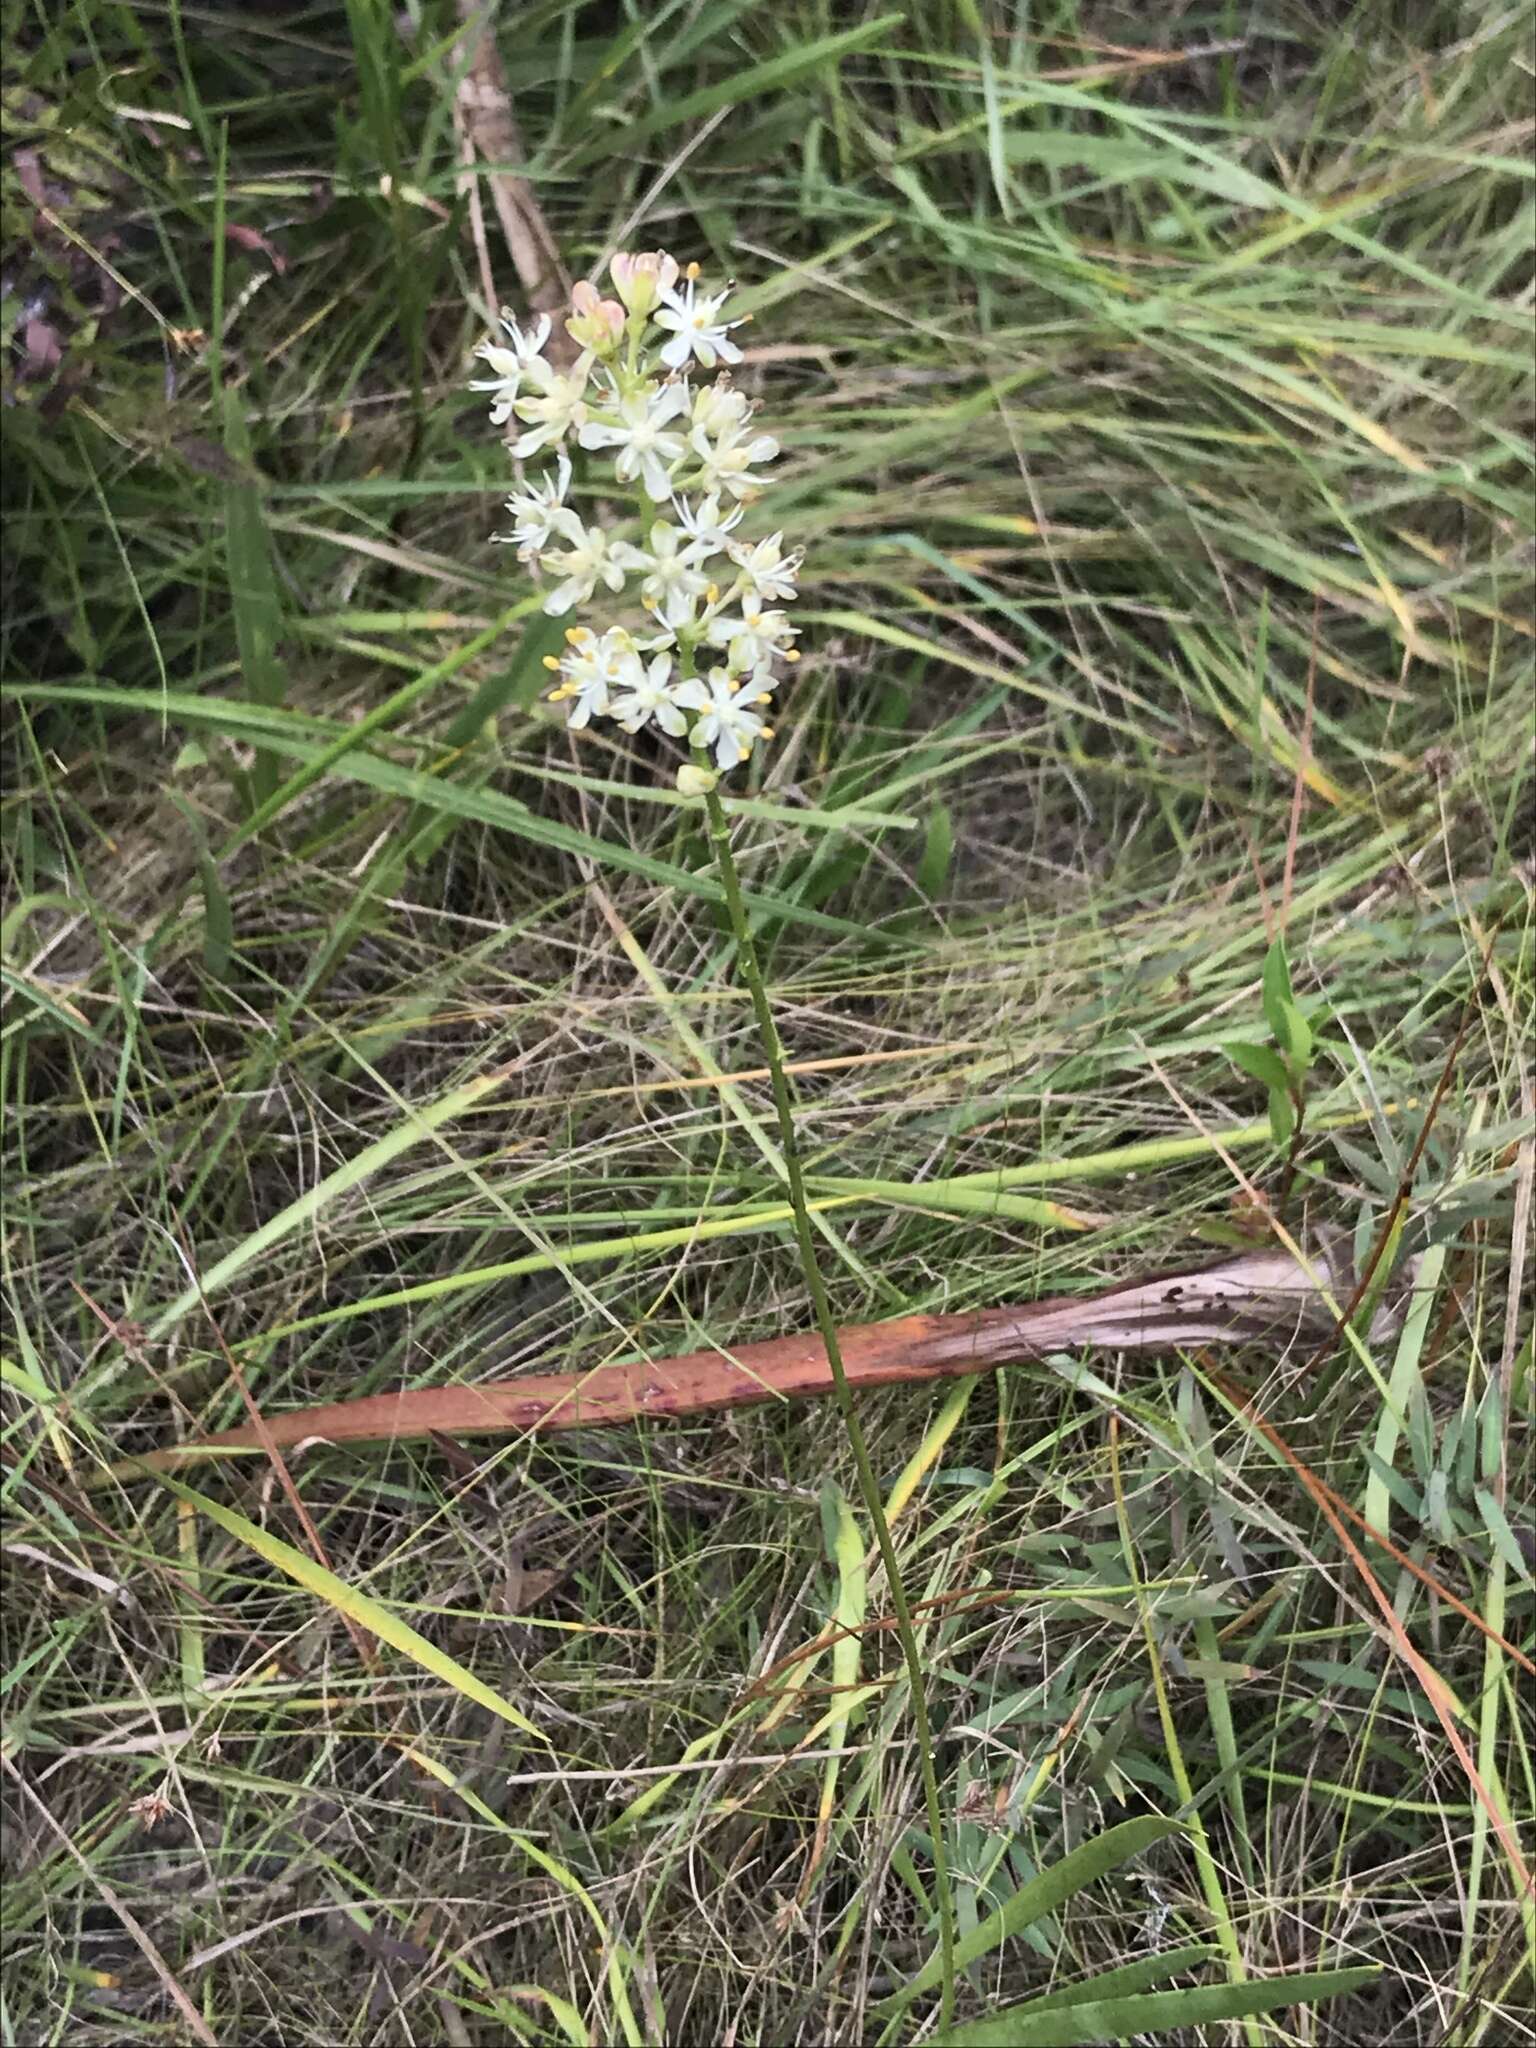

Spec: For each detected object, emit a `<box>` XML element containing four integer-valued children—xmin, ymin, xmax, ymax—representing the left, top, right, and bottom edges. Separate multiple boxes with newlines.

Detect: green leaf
<box><xmin>878</xmin><ymin>1816</ymin><xmax>1179</xmax><ymax>2015</ymax></box>
<box><xmin>1475</xmin><ymin>1486</ymin><xmax>1535</xmax><ymax>1585</ymax></box>
<box><xmin>1260</xmin><ymin>936</ymin><xmax>1296</xmax><ymax>1050</ymax></box>
<box><xmin>221</xmin><ymin>388</ymin><xmax>288</xmax><ymax>802</ymax></box>
<box><xmin>1280</xmin><ymin>997</ymin><xmax>1314</xmax><ymax>1069</ymax></box>
<box><xmin>918</xmin><ymin>802</ymin><xmax>954</xmax><ymax>897</ymax></box>
<box><xmin>938</xmin><ymin>1966</ymin><xmax>1379</xmax><ymax>2045</ymax></box>
<box><xmin>169</xmin><ymin>793</ymin><xmax>232</xmax><ymax>979</ymax></box>
<box><xmin>946</xmin><ymin>1947</ymin><xmax>1214</xmax><ymax>2028</ymax></box>
<box><xmin>1225</xmin><ymin>1040</ymin><xmax>1290</xmax><ymax>1094</ymax></box>
<box><xmin>144</xmin><ymin>1469</ymin><xmax>546</xmax><ymax>1740</ymax></box>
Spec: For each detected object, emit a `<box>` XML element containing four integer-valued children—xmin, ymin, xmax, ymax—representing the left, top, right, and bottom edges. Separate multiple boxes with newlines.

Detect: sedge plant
<box><xmin>472</xmin><ymin>249</ymin><xmax>958</xmax><ymax>2026</ymax></box>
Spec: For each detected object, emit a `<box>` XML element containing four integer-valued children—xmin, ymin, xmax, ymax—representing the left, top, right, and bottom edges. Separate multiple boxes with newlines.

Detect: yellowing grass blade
<box><xmin>403</xmin><ymin>1745</ymin><xmax>640</xmax><ymax>2047</ymax></box>
<box><xmin>146</xmin><ymin>1468</ymin><xmax>545</xmax><ymax>1741</ymax></box>
<box><xmin>802</xmin><ymin>1488</ymin><xmax>869</xmax><ymax>1895</ymax></box>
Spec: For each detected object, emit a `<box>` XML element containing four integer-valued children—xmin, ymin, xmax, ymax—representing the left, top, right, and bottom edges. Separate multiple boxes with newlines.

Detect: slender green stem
<box><xmin>701</xmin><ymin>782</ymin><xmax>957</xmax><ymax>2032</ymax></box>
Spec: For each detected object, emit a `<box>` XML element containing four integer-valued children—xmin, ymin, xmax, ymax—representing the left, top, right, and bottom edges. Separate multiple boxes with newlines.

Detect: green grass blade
<box><xmin>939</xmin><ymin>1966</ymin><xmax>1380</xmax><ymax>2045</ymax></box>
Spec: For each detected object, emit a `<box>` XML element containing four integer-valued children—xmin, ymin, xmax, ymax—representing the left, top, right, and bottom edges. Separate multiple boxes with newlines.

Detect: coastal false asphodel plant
<box><xmin>471</xmin><ymin>251</ymin><xmax>802</xmax><ymax>791</ymax></box>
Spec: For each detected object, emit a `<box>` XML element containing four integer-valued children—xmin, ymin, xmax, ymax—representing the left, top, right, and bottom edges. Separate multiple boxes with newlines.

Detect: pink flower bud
<box><xmin>565</xmin><ymin>280</ymin><xmax>625</xmax><ymax>353</ymax></box>
<box><xmin>609</xmin><ymin>249</ymin><xmax>680</xmax><ymax>316</ymax></box>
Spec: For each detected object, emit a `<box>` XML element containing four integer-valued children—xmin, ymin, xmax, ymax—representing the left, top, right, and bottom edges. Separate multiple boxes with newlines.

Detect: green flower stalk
<box><xmin>475</xmin><ymin>249</ymin><xmax>957</xmax><ymax>2030</ymax></box>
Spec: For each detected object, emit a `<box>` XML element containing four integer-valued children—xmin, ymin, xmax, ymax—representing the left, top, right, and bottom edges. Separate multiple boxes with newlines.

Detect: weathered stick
<box><xmin>121</xmin><ymin>1234</ymin><xmax>1410</xmax><ymax>1474</ymax></box>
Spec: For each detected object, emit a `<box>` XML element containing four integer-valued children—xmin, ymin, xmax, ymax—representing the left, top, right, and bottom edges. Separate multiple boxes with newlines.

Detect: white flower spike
<box><xmin>478</xmin><ymin>250</ymin><xmax>799</xmax><ymax>776</ymax></box>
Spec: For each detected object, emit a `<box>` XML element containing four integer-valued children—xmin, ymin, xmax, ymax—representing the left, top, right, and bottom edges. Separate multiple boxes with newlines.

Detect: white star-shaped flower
<box><xmin>539</xmin><ymin>521</ymin><xmax>646</xmax><ymax>617</ymax></box>
<box><xmin>578</xmin><ymin>383</ymin><xmax>689</xmax><ymax>499</ymax></box>
<box><xmin>727</xmin><ymin>530</ymin><xmax>800</xmax><ymax>604</ymax></box>
<box><xmin>469</xmin><ymin>312</ymin><xmax>551</xmax><ymax>424</ymax></box>
<box><xmin>674</xmin><ymin>667</ymin><xmax>773</xmax><ymax>771</ymax></box>
<box><xmin>671</xmin><ymin>492</ymin><xmax>744</xmax><ymax>558</ymax></box>
<box><xmin>511</xmin><ymin>354</ymin><xmax>592</xmax><ymax>457</ymax></box>
<box><xmin>611</xmin><ymin>654</ymin><xmax>688</xmax><ymax>737</ymax></box>
<box><xmin>690</xmin><ymin>417</ymin><xmax>779</xmax><ymax>501</ymax></box>
<box><xmin>549</xmin><ymin>627</ymin><xmax>612</xmax><ymax>728</ymax></box>
<box><xmin>704</xmin><ymin>601</ymin><xmax>798</xmax><ymax>670</ymax></box>
<box><xmin>623</xmin><ymin>520</ymin><xmax>712</xmax><ymax>627</ymax></box>
<box><xmin>654</xmin><ymin>278</ymin><xmax>743</xmax><ymax>371</ymax></box>
<box><xmin>494</xmin><ymin>453</ymin><xmax>574</xmax><ymax>557</ymax></box>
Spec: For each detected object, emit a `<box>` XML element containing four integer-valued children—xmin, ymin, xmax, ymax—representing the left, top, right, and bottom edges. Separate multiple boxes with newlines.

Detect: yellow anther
<box><xmin>686</xmin><ymin>261</ymin><xmax>701</xmax><ymax>280</ymax></box>
<box><xmin>785</xmin><ymin>649</ymin><xmax>802</xmax><ymax>661</ymax></box>
<box><xmin>542</xmin><ymin>655</ymin><xmax>562</xmax><ymax>670</ymax></box>
<box><xmin>760</xmin><ymin>727</ymin><xmax>775</xmax><ymax>740</ymax></box>
<box><xmin>706</xmin><ymin>584</ymin><xmax>719</xmax><ymax>605</ymax></box>
<box><xmin>755</xmin><ymin>693</ymin><xmax>772</xmax><ymax>705</ymax></box>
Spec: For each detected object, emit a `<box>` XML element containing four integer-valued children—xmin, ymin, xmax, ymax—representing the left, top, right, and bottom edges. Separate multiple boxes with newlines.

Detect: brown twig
<box><xmin>453</xmin><ymin>1</ymin><xmax>573</xmax><ymax>355</ymax></box>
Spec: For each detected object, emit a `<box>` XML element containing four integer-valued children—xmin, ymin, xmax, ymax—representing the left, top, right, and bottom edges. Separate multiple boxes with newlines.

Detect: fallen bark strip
<box><xmin>123</xmin><ymin>1235</ymin><xmax>1410</xmax><ymax>1473</ymax></box>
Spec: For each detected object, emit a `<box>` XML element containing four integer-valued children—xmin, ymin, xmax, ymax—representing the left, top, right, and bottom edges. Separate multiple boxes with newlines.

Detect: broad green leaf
<box><xmin>939</xmin><ymin>1965</ymin><xmax>1379</xmax><ymax>2045</ymax></box>
<box><xmin>879</xmin><ymin>1816</ymin><xmax>1179</xmax><ymax>2014</ymax></box>
<box><xmin>1225</xmin><ymin>1041</ymin><xmax>1290</xmax><ymax>1094</ymax></box>
<box><xmin>1280</xmin><ymin>998</ymin><xmax>1314</xmax><ymax>1070</ymax></box>
<box><xmin>949</xmin><ymin>1947</ymin><xmax>1214</xmax><ymax>2023</ymax></box>
<box><xmin>1475</xmin><ymin>1486</ymin><xmax>1535</xmax><ymax>1585</ymax></box>
<box><xmin>918</xmin><ymin>802</ymin><xmax>954</xmax><ymax>897</ymax></box>
<box><xmin>1261</xmin><ymin>936</ymin><xmax>1296</xmax><ymax>1050</ymax></box>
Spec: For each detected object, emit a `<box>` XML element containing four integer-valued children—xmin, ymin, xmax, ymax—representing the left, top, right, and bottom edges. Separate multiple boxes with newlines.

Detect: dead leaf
<box><xmin>223</xmin><ymin>222</ymin><xmax>286</xmax><ymax>273</ymax></box>
<box><xmin>453</xmin><ymin>0</ymin><xmax>574</xmax><ymax>360</ymax></box>
<box><xmin>23</xmin><ymin>318</ymin><xmax>63</xmax><ymax>374</ymax></box>
<box><xmin>128</xmin><ymin>1231</ymin><xmax>1416</xmax><ymax>1469</ymax></box>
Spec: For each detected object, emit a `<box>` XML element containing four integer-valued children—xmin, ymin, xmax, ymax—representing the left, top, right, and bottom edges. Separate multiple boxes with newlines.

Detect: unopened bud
<box><xmin>676</xmin><ymin>762</ymin><xmax>717</xmax><ymax>797</ymax></box>
<box><xmin>565</xmin><ymin>281</ymin><xmax>625</xmax><ymax>354</ymax></box>
<box><xmin>609</xmin><ymin>249</ymin><xmax>680</xmax><ymax>317</ymax></box>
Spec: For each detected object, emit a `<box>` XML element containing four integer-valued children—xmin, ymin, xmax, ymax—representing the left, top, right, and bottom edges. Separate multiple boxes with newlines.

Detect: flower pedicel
<box><xmin>473</xmin><ymin>253</ymin><xmax>801</xmax><ymax>785</ymax></box>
